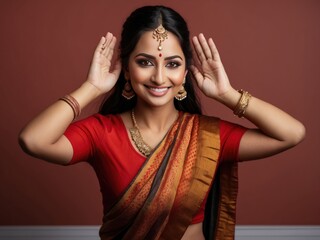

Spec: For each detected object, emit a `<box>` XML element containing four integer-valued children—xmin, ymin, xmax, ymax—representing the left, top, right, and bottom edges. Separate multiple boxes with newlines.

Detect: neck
<box><xmin>133</xmin><ymin>104</ymin><xmax>179</xmax><ymax>132</ymax></box>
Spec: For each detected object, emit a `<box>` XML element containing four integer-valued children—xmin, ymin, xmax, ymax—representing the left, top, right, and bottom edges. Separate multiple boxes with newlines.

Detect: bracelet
<box><xmin>233</xmin><ymin>89</ymin><xmax>252</xmax><ymax>118</ymax></box>
<box><xmin>59</xmin><ymin>95</ymin><xmax>81</xmax><ymax>119</ymax></box>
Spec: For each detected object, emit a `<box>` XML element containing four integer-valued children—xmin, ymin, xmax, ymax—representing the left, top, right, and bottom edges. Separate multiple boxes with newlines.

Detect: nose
<box><xmin>151</xmin><ymin>66</ymin><xmax>165</xmax><ymax>85</ymax></box>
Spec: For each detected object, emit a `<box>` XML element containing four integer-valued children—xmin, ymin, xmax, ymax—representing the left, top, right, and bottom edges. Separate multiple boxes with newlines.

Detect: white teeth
<box><xmin>149</xmin><ymin>87</ymin><xmax>168</xmax><ymax>93</ymax></box>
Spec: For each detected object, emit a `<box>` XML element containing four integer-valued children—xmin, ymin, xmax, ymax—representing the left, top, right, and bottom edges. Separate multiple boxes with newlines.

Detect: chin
<box><xmin>139</xmin><ymin>96</ymin><xmax>175</xmax><ymax>108</ymax></box>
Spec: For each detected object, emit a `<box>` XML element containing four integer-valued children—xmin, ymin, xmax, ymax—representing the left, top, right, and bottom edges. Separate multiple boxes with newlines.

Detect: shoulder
<box><xmin>219</xmin><ymin>119</ymin><xmax>247</xmax><ymax>134</ymax></box>
<box><xmin>83</xmin><ymin>113</ymin><xmax>121</xmax><ymax>123</ymax></box>
<box><xmin>195</xmin><ymin>114</ymin><xmax>245</xmax><ymax>130</ymax></box>
<box><xmin>198</xmin><ymin>114</ymin><xmax>220</xmax><ymax>123</ymax></box>
<box><xmin>184</xmin><ymin>113</ymin><xmax>221</xmax><ymax>136</ymax></box>
<box><xmin>68</xmin><ymin>113</ymin><xmax>124</xmax><ymax>133</ymax></box>
<box><xmin>196</xmin><ymin>114</ymin><xmax>247</xmax><ymax>138</ymax></box>
<box><xmin>184</xmin><ymin>112</ymin><xmax>219</xmax><ymax>122</ymax></box>
<box><xmin>218</xmin><ymin>119</ymin><xmax>248</xmax><ymax>148</ymax></box>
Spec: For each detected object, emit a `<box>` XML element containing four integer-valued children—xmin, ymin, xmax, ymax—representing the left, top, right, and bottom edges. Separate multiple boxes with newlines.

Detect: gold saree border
<box><xmin>214</xmin><ymin>162</ymin><xmax>238</xmax><ymax>240</ymax></box>
<box><xmin>160</xmin><ymin>115</ymin><xmax>220</xmax><ymax>239</ymax></box>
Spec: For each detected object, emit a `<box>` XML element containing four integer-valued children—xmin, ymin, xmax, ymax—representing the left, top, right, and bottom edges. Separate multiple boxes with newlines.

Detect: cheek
<box><xmin>131</xmin><ymin>70</ymin><xmax>152</xmax><ymax>83</ymax></box>
<box><xmin>128</xmin><ymin>65</ymin><xmax>152</xmax><ymax>82</ymax></box>
<box><xmin>169</xmin><ymin>70</ymin><xmax>186</xmax><ymax>85</ymax></box>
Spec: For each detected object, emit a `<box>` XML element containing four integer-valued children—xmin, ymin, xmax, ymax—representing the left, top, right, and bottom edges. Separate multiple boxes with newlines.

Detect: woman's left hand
<box><xmin>191</xmin><ymin>35</ymin><xmax>305</xmax><ymax>162</ymax></box>
<box><xmin>191</xmin><ymin>34</ymin><xmax>232</xmax><ymax>101</ymax></box>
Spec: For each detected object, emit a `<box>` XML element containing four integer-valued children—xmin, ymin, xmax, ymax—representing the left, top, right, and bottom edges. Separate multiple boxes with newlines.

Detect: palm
<box><xmin>191</xmin><ymin>34</ymin><xmax>231</xmax><ymax>100</ymax></box>
<box><xmin>86</xmin><ymin>33</ymin><xmax>121</xmax><ymax>94</ymax></box>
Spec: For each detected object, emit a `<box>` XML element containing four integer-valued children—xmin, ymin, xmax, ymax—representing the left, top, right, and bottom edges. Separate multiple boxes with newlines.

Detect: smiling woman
<box><xmin>127</xmin><ymin>31</ymin><xmax>187</xmax><ymax>109</ymax></box>
<box><xmin>18</xmin><ymin>5</ymin><xmax>305</xmax><ymax>240</ymax></box>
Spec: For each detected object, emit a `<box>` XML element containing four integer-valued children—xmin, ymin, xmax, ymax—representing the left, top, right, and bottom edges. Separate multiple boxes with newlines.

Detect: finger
<box><xmin>101</xmin><ymin>32</ymin><xmax>113</xmax><ymax>55</ymax></box>
<box><xmin>190</xmin><ymin>65</ymin><xmax>204</xmax><ymax>86</ymax></box>
<box><xmin>103</xmin><ymin>34</ymin><xmax>116</xmax><ymax>55</ymax></box>
<box><xmin>198</xmin><ymin>33</ymin><xmax>213</xmax><ymax>60</ymax></box>
<box><xmin>191</xmin><ymin>47</ymin><xmax>201</xmax><ymax>67</ymax></box>
<box><xmin>192</xmin><ymin>36</ymin><xmax>206</xmax><ymax>63</ymax></box>
<box><xmin>95</xmin><ymin>36</ymin><xmax>106</xmax><ymax>54</ymax></box>
<box><xmin>105</xmin><ymin>36</ymin><xmax>117</xmax><ymax>60</ymax></box>
<box><xmin>208</xmin><ymin>38</ymin><xmax>221</xmax><ymax>61</ymax></box>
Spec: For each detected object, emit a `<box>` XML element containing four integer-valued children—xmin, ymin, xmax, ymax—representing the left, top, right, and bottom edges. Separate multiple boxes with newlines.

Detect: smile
<box><xmin>149</xmin><ymin>87</ymin><xmax>169</xmax><ymax>92</ymax></box>
<box><xmin>145</xmin><ymin>86</ymin><xmax>171</xmax><ymax>96</ymax></box>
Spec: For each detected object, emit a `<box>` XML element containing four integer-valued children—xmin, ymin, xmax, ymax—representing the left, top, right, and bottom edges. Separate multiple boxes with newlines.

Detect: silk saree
<box><xmin>99</xmin><ymin>113</ymin><xmax>239</xmax><ymax>240</ymax></box>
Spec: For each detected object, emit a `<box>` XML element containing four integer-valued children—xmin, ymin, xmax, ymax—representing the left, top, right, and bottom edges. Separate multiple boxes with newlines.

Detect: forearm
<box><xmin>19</xmin><ymin>81</ymin><xmax>101</xmax><ymax>154</ymax></box>
<box><xmin>220</xmin><ymin>88</ymin><xmax>306</xmax><ymax>144</ymax></box>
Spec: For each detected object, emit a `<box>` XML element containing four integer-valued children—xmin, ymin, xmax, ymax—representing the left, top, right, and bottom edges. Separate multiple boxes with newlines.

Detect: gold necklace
<box><xmin>129</xmin><ymin>109</ymin><xmax>153</xmax><ymax>156</ymax></box>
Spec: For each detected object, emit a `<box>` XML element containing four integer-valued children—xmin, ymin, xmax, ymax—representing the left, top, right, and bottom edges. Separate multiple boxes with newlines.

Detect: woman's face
<box><xmin>126</xmin><ymin>31</ymin><xmax>187</xmax><ymax>108</ymax></box>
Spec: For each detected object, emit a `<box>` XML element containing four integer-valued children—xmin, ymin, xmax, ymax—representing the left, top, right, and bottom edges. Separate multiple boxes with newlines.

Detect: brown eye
<box><xmin>136</xmin><ymin>59</ymin><xmax>153</xmax><ymax>67</ymax></box>
<box><xmin>166</xmin><ymin>61</ymin><xmax>181</xmax><ymax>68</ymax></box>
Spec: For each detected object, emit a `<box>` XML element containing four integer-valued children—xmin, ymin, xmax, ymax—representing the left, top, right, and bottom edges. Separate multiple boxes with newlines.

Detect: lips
<box><xmin>149</xmin><ymin>87</ymin><xmax>168</xmax><ymax>92</ymax></box>
<box><xmin>145</xmin><ymin>85</ymin><xmax>171</xmax><ymax>96</ymax></box>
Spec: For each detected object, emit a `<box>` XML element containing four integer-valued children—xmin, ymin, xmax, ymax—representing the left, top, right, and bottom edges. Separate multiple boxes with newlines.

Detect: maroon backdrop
<box><xmin>0</xmin><ymin>0</ymin><xmax>319</xmax><ymax>225</ymax></box>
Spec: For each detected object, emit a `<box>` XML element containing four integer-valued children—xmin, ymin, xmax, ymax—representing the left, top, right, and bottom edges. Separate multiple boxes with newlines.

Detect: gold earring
<box><xmin>175</xmin><ymin>85</ymin><xmax>187</xmax><ymax>101</ymax></box>
<box><xmin>122</xmin><ymin>81</ymin><xmax>135</xmax><ymax>100</ymax></box>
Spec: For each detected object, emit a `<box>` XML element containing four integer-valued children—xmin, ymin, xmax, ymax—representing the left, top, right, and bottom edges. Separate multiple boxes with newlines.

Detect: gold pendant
<box><xmin>152</xmin><ymin>24</ymin><xmax>168</xmax><ymax>51</ymax></box>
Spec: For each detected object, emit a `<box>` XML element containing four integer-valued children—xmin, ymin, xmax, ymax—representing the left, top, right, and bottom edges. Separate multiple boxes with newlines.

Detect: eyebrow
<box><xmin>135</xmin><ymin>53</ymin><xmax>183</xmax><ymax>61</ymax></box>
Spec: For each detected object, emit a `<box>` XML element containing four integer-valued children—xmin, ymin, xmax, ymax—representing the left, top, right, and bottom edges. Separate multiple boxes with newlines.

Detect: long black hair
<box><xmin>99</xmin><ymin>5</ymin><xmax>202</xmax><ymax>115</ymax></box>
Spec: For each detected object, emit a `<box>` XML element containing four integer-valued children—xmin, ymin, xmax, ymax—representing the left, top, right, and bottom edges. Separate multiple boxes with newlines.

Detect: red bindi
<box><xmin>159</xmin><ymin>53</ymin><xmax>162</xmax><ymax>57</ymax></box>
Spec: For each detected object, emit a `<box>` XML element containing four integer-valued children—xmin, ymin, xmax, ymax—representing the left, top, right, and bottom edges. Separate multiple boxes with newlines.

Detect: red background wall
<box><xmin>1</xmin><ymin>0</ymin><xmax>319</xmax><ymax>225</ymax></box>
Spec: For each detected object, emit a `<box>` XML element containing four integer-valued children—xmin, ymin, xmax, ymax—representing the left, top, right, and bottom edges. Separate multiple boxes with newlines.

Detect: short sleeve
<box><xmin>219</xmin><ymin>120</ymin><xmax>247</xmax><ymax>163</ymax></box>
<box><xmin>64</xmin><ymin>114</ymin><xmax>105</xmax><ymax>165</ymax></box>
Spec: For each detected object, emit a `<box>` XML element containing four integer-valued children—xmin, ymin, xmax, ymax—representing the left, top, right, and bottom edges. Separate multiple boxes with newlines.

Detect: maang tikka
<box><xmin>152</xmin><ymin>21</ymin><xmax>168</xmax><ymax>51</ymax></box>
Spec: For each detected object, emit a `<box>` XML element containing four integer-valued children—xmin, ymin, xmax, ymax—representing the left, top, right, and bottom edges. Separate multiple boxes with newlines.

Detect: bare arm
<box><xmin>191</xmin><ymin>34</ymin><xmax>306</xmax><ymax>161</ymax></box>
<box><xmin>219</xmin><ymin>89</ymin><xmax>305</xmax><ymax>161</ymax></box>
<box><xmin>19</xmin><ymin>32</ymin><xmax>121</xmax><ymax>165</ymax></box>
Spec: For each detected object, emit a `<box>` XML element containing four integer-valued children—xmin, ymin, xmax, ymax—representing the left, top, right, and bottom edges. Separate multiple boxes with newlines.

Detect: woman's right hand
<box><xmin>86</xmin><ymin>32</ymin><xmax>121</xmax><ymax>94</ymax></box>
<box><xmin>18</xmin><ymin>33</ymin><xmax>121</xmax><ymax>165</ymax></box>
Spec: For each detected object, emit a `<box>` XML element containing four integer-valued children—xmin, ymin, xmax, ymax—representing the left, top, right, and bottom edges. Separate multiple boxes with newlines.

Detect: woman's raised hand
<box><xmin>86</xmin><ymin>32</ymin><xmax>121</xmax><ymax>94</ymax></box>
<box><xmin>191</xmin><ymin>34</ymin><xmax>232</xmax><ymax>101</ymax></box>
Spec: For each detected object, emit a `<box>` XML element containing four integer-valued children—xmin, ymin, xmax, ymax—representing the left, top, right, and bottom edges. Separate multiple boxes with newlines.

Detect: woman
<box><xmin>19</xmin><ymin>5</ymin><xmax>305</xmax><ymax>240</ymax></box>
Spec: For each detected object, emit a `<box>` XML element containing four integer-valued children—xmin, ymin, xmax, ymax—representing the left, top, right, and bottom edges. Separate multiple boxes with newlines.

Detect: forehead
<box><xmin>132</xmin><ymin>31</ymin><xmax>184</xmax><ymax>57</ymax></box>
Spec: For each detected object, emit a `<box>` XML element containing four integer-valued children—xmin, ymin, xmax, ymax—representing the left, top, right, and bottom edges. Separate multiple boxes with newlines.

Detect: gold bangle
<box><xmin>233</xmin><ymin>89</ymin><xmax>252</xmax><ymax>118</ymax></box>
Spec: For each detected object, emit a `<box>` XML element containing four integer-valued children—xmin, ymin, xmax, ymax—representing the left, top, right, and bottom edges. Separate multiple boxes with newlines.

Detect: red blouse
<box><xmin>64</xmin><ymin>113</ymin><xmax>247</xmax><ymax>224</ymax></box>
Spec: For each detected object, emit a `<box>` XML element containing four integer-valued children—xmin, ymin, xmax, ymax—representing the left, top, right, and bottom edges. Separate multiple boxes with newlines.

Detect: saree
<box><xmin>99</xmin><ymin>113</ymin><xmax>238</xmax><ymax>240</ymax></box>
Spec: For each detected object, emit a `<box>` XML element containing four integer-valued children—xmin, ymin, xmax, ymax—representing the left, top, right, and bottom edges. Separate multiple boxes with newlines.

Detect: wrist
<box><xmin>216</xmin><ymin>88</ymin><xmax>241</xmax><ymax>109</ymax></box>
<box><xmin>233</xmin><ymin>89</ymin><xmax>252</xmax><ymax>118</ymax></box>
<box><xmin>218</xmin><ymin>88</ymin><xmax>253</xmax><ymax>118</ymax></box>
<box><xmin>67</xmin><ymin>81</ymin><xmax>102</xmax><ymax>113</ymax></box>
<box><xmin>81</xmin><ymin>81</ymin><xmax>103</xmax><ymax>98</ymax></box>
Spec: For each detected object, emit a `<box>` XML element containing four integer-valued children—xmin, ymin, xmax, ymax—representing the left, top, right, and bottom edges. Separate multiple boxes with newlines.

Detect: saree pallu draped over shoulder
<box><xmin>99</xmin><ymin>113</ymin><xmax>238</xmax><ymax>240</ymax></box>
